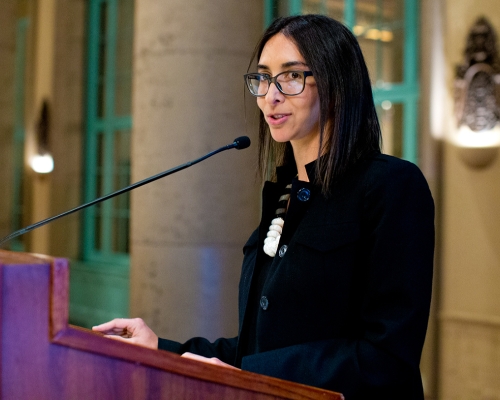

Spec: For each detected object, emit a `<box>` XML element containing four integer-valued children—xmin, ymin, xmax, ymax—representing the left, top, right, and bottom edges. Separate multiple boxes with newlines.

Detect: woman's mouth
<box><xmin>267</xmin><ymin>113</ymin><xmax>290</xmax><ymax>125</ymax></box>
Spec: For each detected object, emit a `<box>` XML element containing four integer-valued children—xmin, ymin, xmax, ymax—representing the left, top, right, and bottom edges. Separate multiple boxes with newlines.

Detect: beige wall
<box><xmin>27</xmin><ymin>0</ymin><xmax>57</xmax><ymax>254</ymax></box>
<box><xmin>130</xmin><ymin>1</ymin><xmax>263</xmax><ymax>341</ymax></box>
<box><xmin>47</xmin><ymin>0</ymin><xmax>85</xmax><ymax>259</ymax></box>
<box><xmin>438</xmin><ymin>0</ymin><xmax>500</xmax><ymax>398</ymax></box>
<box><xmin>394</xmin><ymin>1</ymin><xmax>500</xmax><ymax>397</ymax></box>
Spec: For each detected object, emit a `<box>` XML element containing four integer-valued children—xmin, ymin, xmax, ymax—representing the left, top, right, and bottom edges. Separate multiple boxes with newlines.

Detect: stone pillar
<box><xmin>29</xmin><ymin>0</ymin><xmax>57</xmax><ymax>255</ymax></box>
<box><xmin>48</xmin><ymin>0</ymin><xmax>85</xmax><ymax>258</ymax></box>
<box><xmin>419</xmin><ymin>0</ymin><xmax>445</xmax><ymax>396</ymax></box>
<box><xmin>130</xmin><ymin>1</ymin><xmax>262</xmax><ymax>342</ymax></box>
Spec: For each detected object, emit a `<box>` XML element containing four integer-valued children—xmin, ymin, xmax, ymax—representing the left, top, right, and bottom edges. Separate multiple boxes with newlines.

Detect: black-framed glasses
<box><xmin>244</xmin><ymin>70</ymin><xmax>314</xmax><ymax>97</ymax></box>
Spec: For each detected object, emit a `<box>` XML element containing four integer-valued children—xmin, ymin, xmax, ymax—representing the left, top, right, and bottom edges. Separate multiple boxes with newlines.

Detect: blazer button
<box><xmin>260</xmin><ymin>296</ymin><xmax>269</xmax><ymax>310</ymax></box>
<box><xmin>278</xmin><ymin>245</ymin><xmax>288</xmax><ymax>258</ymax></box>
<box><xmin>297</xmin><ymin>188</ymin><xmax>311</xmax><ymax>202</ymax></box>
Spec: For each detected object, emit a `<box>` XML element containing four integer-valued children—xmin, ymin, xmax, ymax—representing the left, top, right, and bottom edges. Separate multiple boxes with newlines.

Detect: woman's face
<box><xmin>257</xmin><ymin>33</ymin><xmax>321</xmax><ymax>150</ymax></box>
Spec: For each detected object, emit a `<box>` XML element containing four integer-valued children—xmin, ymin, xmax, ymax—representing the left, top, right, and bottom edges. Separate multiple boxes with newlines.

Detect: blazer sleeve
<box><xmin>158</xmin><ymin>336</ymin><xmax>238</xmax><ymax>365</ymax></box>
<box><xmin>241</xmin><ymin>160</ymin><xmax>435</xmax><ymax>399</ymax></box>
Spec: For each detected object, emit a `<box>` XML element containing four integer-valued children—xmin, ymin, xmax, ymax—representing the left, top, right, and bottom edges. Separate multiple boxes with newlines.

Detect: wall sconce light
<box><xmin>30</xmin><ymin>100</ymin><xmax>54</xmax><ymax>174</ymax></box>
<box><xmin>453</xmin><ymin>17</ymin><xmax>500</xmax><ymax>168</ymax></box>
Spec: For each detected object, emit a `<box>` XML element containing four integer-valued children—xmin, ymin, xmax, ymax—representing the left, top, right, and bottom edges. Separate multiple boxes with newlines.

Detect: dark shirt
<box><xmin>243</xmin><ymin>251</ymin><xmax>273</xmax><ymax>356</ymax></box>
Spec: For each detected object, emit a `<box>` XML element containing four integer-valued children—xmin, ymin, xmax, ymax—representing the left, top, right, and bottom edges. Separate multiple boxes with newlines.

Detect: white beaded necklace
<box><xmin>263</xmin><ymin>184</ymin><xmax>292</xmax><ymax>257</ymax></box>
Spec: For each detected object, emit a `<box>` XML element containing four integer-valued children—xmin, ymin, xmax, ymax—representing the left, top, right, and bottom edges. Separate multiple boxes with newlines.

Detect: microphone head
<box><xmin>233</xmin><ymin>136</ymin><xmax>251</xmax><ymax>150</ymax></box>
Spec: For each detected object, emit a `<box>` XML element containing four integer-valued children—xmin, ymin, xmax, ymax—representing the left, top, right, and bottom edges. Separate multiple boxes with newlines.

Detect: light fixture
<box><xmin>381</xmin><ymin>100</ymin><xmax>393</xmax><ymax>111</ymax></box>
<box><xmin>31</xmin><ymin>153</ymin><xmax>54</xmax><ymax>174</ymax></box>
<box><xmin>353</xmin><ymin>25</ymin><xmax>393</xmax><ymax>42</ymax></box>
<box><xmin>453</xmin><ymin>17</ymin><xmax>500</xmax><ymax>168</ymax></box>
<box><xmin>31</xmin><ymin>100</ymin><xmax>54</xmax><ymax>174</ymax></box>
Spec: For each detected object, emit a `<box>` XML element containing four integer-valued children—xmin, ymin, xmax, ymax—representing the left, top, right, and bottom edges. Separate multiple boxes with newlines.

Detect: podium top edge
<box><xmin>0</xmin><ymin>250</ymin><xmax>55</xmax><ymax>266</ymax></box>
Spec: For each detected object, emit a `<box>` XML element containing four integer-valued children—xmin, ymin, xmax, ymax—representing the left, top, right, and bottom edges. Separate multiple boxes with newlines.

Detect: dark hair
<box><xmin>250</xmin><ymin>14</ymin><xmax>381</xmax><ymax>194</ymax></box>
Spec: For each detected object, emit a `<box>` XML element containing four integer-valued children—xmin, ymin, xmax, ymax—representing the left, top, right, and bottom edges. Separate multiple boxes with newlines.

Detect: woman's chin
<box><xmin>269</xmin><ymin>131</ymin><xmax>291</xmax><ymax>143</ymax></box>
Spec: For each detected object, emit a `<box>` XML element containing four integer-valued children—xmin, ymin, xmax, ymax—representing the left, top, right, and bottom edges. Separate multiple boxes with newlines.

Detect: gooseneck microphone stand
<box><xmin>0</xmin><ymin>136</ymin><xmax>251</xmax><ymax>247</ymax></box>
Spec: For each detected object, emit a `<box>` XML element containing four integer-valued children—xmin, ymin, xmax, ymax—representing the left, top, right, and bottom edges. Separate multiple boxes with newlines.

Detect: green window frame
<box><xmin>10</xmin><ymin>17</ymin><xmax>30</xmax><ymax>252</ymax></box>
<box><xmin>70</xmin><ymin>0</ymin><xmax>134</xmax><ymax>328</ymax></box>
<box><xmin>264</xmin><ymin>0</ymin><xmax>420</xmax><ymax>163</ymax></box>
<box><xmin>83</xmin><ymin>0</ymin><xmax>133</xmax><ymax>265</ymax></box>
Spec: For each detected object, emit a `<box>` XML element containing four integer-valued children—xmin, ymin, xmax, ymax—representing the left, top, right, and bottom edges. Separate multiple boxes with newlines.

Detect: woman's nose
<box><xmin>265</xmin><ymin>82</ymin><xmax>285</xmax><ymax>104</ymax></box>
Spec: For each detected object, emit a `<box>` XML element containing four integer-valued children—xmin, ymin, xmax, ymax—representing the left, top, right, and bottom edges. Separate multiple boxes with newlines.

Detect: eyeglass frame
<box><xmin>243</xmin><ymin>70</ymin><xmax>314</xmax><ymax>97</ymax></box>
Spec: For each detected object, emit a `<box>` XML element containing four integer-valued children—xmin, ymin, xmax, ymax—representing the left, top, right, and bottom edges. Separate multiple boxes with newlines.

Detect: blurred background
<box><xmin>1</xmin><ymin>0</ymin><xmax>499</xmax><ymax>398</ymax></box>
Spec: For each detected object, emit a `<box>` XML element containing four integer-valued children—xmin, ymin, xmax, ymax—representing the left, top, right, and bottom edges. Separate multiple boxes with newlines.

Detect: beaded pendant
<box><xmin>263</xmin><ymin>184</ymin><xmax>291</xmax><ymax>257</ymax></box>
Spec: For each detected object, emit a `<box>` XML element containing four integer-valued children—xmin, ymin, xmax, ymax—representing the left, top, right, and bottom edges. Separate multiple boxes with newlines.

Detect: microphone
<box><xmin>233</xmin><ymin>136</ymin><xmax>250</xmax><ymax>150</ymax></box>
<box><xmin>0</xmin><ymin>136</ymin><xmax>251</xmax><ymax>247</ymax></box>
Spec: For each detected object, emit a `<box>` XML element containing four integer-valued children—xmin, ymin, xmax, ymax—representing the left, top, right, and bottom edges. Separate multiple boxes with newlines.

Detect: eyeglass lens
<box><xmin>247</xmin><ymin>71</ymin><xmax>306</xmax><ymax>96</ymax></box>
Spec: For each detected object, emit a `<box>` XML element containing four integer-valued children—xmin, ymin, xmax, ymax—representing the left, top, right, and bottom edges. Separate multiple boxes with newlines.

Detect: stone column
<box><xmin>130</xmin><ymin>1</ymin><xmax>262</xmax><ymax>342</ymax></box>
<box><xmin>48</xmin><ymin>0</ymin><xmax>85</xmax><ymax>258</ymax></box>
<box><xmin>29</xmin><ymin>0</ymin><xmax>57</xmax><ymax>255</ymax></box>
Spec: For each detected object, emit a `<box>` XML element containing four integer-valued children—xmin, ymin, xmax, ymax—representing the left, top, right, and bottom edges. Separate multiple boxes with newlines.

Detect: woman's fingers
<box><xmin>181</xmin><ymin>352</ymin><xmax>240</xmax><ymax>370</ymax></box>
<box><xmin>103</xmin><ymin>334</ymin><xmax>130</xmax><ymax>342</ymax></box>
<box><xmin>181</xmin><ymin>352</ymin><xmax>209</xmax><ymax>362</ymax></box>
<box><xmin>92</xmin><ymin>318</ymin><xmax>131</xmax><ymax>334</ymax></box>
<box><xmin>92</xmin><ymin>318</ymin><xmax>159</xmax><ymax>349</ymax></box>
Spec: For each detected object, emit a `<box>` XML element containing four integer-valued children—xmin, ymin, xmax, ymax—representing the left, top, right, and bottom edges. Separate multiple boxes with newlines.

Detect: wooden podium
<box><xmin>0</xmin><ymin>250</ymin><xmax>343</xmax><ymax>399</ymax></box>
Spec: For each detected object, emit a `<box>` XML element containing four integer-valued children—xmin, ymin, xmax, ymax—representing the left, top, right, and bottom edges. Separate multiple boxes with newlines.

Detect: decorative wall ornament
<box><xmin>455</xmin><ymin>17</ymin><xmax>500</xmax><ymax>131</ymax></box>
<box><xmin>30</xmin><ymin>100</ymin><xmax>54</xmax><ymax>174</ymax></box>
<box><xmin>454</xmin><ymin>17</ymin><xmax>500</xmax><ymax>167</ymax></box>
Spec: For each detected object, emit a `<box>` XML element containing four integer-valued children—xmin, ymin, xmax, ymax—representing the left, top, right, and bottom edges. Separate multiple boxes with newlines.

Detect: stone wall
<box><xmin>47</xmin><ymin>0</ymin><xmax>86</xmax><ymax>259</ymax></box>
<box><xmin>130</xmin><ymin>0</ymin><xmax>263</xmax><ymax>341</ymax></box>
<box><xmin>439</xmin><ymin>0</ymin><xmax>500</xmax><ymax>398</ymax></box>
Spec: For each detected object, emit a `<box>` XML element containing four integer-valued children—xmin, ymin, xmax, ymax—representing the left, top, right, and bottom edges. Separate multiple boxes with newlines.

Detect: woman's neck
<box><xmin>291</xmin><ymin>138</ymin><xmax>320</xmax><ymax>182</ymax></box>
<box><xmin>294</xmin><ymin>158</ymin><xmax>311</xmax><ymax>182</ymax></box>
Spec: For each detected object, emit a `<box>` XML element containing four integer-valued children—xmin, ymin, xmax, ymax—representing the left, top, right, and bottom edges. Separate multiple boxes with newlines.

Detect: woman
<box><xmin>93</xmin><ymin>15</ymin><xmax>434</xmax><ymax>399</ymax></box>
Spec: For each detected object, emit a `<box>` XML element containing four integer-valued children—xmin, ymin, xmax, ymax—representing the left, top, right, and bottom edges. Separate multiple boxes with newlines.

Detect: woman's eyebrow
<box><xmin>282</xmin><ymin>61</ymin><xmax>308</xmax><ymax>68</ymax></box>
<box><xmin>257</xmin><ymin>61</ymin><xmax>308</xmax><ymax>71</ymax></box>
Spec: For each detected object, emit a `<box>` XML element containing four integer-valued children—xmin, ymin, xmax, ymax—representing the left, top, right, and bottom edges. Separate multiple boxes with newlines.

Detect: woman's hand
<box><xmin>181</xmin><ymin>352</ymin><xmax>240</xmax><ymax>370</ymax></box>
<box><xmin>92</xmin><ymin>318</ymin><xmax>158</xmax><ymax>350</ymax></box>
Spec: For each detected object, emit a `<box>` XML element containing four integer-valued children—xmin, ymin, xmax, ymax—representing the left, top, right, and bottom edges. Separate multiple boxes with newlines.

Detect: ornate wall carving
<box><xmin>455</xmin><ymin>17</ymin><xmax>500</xmax><ymax>132</ymax></box>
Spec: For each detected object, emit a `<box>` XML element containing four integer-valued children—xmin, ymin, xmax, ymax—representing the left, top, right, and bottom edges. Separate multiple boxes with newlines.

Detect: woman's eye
<box><xmin>280</xmin><ymin>72</ymin><xmax>299</xmax><ymax>81</ymax></box>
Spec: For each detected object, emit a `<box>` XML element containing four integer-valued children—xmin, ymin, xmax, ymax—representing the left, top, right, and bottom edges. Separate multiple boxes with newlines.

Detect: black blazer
<box><xmin>159</xmin><ymin>154</ymin><xmax>435</xmax><ymax>400</ymax></box>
